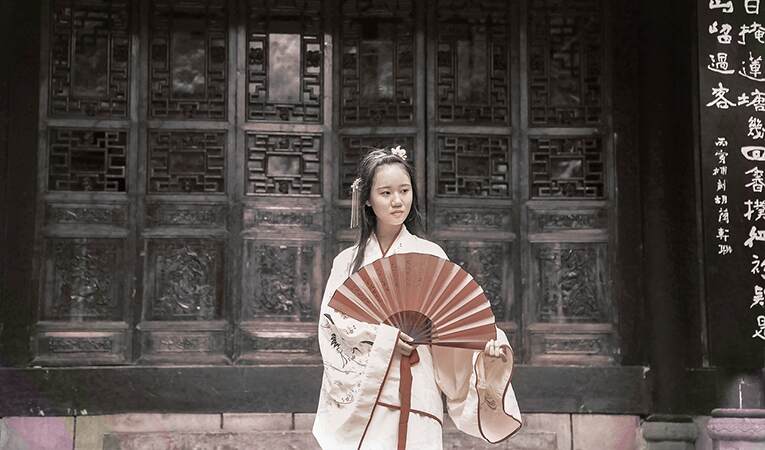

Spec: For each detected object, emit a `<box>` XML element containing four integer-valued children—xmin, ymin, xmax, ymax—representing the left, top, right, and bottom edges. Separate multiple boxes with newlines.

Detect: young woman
<box><xmin>313</xmin><ymin>146</ymin><xmax>522</xmax><ymax>450</ymax></box>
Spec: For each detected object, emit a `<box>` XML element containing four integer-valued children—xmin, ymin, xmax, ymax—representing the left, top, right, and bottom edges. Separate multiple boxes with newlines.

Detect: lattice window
<box><xmin>436</xmin><ymin>134</ymin><xmax>511</xmax><ymax>197</ymax></box>
<box><xmin>48</xmin><ymin>128</ymin><xmax>128</xmax><ymax>192</ymax></box>
<box><xmin>247</xmin><ymin>0</ymin><xmax>323</xmax><ymax>122</ymax></box>
<box><xmin>147</xmin><ymin>130</ymin><xmax>226</xmax><ymax>193</ymax></box>
<box><xmin>149</xmin><ymin>0</ymin><xmax>228</xmax><ymax>120</ymax></box>
<box><xmin>49</xmin><ymin>0</ymin><xmax>130</xmax><ymax>117</ymax></box>
<box><xmin>530</xmin><ymin>136</ymin><xmax>604</xmax><ymax>198</ymax></box>
<box><xmin>533</xmin><ymin>243</ymin><xmax>609</xmax><ymax>323</ymax></box>
<box><xmin>144</xmin><ymin>239</ymin><xmax>225</xmax><ymax>321</ymax></box>
<box><xmin>340</xmin><ymin>0</ymin><xmax>415</xmax><ymax>124</ymax></box>
<box><xmin>436</xmin><ymin>0</ymin><xmax>510</xmax><ymax>124</ymax></box>
<box><xmin>42</xmin><ymin>239</ymin><xmax>124</xmax><ymax>321</ymax></box>
<box><xmin>528</xmin><ymin>0</ymin><xmax>603</xmax><ymax>126</ymax></box>
<box><xmin>245</xmin><ymin>133</ymin><xmax>322</xmax><ymax>195</ymax></box>
<box><xmin>338</xmin><ymin>135</ymin><xmax>416</xmax><ymax>200</ymax></box>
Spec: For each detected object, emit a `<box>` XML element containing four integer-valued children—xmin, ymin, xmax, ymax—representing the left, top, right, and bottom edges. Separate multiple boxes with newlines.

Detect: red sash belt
<box><xmin>397</xmin><ymin>348</ymin><xmax>419</xmax><ymax>450</ymax></box>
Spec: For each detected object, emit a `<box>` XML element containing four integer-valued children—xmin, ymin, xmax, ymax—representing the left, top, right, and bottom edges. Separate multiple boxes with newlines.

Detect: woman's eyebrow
<box><xmin>376</xmin><ymin>183</ymin><xmax>411</xmax><ymax>190</ymax></box>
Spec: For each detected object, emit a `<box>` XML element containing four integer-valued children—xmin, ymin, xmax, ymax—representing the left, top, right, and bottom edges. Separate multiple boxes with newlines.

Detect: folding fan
<box><xmin>328</xmin><ymin>253</ymin><xmax>496</xmax><ymax>350</ymax></box>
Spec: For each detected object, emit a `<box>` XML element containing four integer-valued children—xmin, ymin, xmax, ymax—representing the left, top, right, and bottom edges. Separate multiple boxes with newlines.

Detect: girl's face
<box><xmin>366</xmin><ymin>163</ymin><xmax>413</xmax><ymax>229</ymax></box>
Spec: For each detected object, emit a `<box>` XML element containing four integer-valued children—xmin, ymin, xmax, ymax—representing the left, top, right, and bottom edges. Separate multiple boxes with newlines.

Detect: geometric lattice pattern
<box><xmin>48</xmin><ymin>128</ymin><xmax>128</xmax><ymax>192</ymax></box>
<box><xmin>43</xmin><ymin>238</ymin><xmax>123</xmax><ymax>321</ymax></box>
<box><xmin>49</xmin><ymin>0</ymin><xmax>130</xmax><ymax>117</ymax></box>
<box><xmin>436</xmin><ymin>134</ymin><xmax>511</xmax><ymax>197</ymax></box>
<box><xmin>147</xmin><ymin>130</ymin><xmax>226</xmax><ymax>193</ymax></box>
<box><xmin>338</xmin><ymin>135</ymin><xmax>416</xmax><ymax>200</ymax></box>
<box><xmin>247</xmin><ymin>0</ymin><xmax>323</xmax><ymax>122</ymax></box>
<box><xmin>528</xmin><ymin>0</ymin><xmax>603</xmax><ymax>125</ymax></box>
<box><xmin>245</xmin><ymin>133</ymin><xmax>322</xmax><ymax>195</ymax></box>
<box><xmin>436</xmin><ymin>0</ymin><xmax>510</xmax><ymax>124</ymax></box>
<box><xmin>534</xmin><ymin>243</ymin><xmax>609</xmax><ymax>323</ymax></box>
<box><xmin>149</xmin><ymin>0</ymin><xmax>227</xmax><ymax>119</ymax></box>
<box><xmin>340</xmin><ymin>0</ymin><xmax>415</xmax><ymax>124</ymax></box>
<box><xmin>530</xmin><ymin>136</ymin><xmax>604</xmax><ymax>198</ymax></box>
<box><xmin>145</xmin><ymin>239</ymin><xmax>224</xmax><ymax>321</ymax></box>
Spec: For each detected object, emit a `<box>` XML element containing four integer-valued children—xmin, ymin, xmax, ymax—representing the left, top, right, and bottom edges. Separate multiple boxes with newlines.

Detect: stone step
<box><xmin>98</xmin><ymin>430</ymin><xmax>558</xmax><ymax>450</ymax></box>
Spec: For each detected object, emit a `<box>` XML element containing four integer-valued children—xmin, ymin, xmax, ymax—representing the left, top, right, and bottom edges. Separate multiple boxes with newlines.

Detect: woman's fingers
<box><xmin>399</xmin><ymin>331</ymin><xmax>414</xmax><ymax>343</ymax></box>
<box><xmin>484</xmin><ymin>339</ymin><xmax>504</xmax><ymax>358</ymax></box>
<box><xmin>396</xmin><ymin>336</ymin><xmax>413</xmax><ymax>356</ymax></box>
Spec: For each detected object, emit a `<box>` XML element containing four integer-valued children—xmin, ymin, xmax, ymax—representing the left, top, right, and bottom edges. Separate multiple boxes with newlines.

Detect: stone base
<box><xmin>706</xmin><ymin>409</ymin><xmax>765</xmax><ymax>450</ymax></box>
<box><xmin>0</xmin><ymin>413</ymin><xmax>647</xmax><ymax>450</ymax></box>
<box><xmin>641</xmin><ymin>417</ymin><xmax>697</xmax><ymax>450</ymax></box>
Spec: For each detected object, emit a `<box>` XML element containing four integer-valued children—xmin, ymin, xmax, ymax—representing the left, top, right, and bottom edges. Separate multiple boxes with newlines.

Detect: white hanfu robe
<box><xmin>313</xmin><ymin>225</ymin><xmax>522</xmax><ymax>450</ymax></box>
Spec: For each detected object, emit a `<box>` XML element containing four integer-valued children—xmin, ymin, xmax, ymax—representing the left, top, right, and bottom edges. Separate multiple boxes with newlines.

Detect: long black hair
<box><xmin>350</xmin><ymin>147</ymin><xmax>424</xmax><ymax>274</ymax></box>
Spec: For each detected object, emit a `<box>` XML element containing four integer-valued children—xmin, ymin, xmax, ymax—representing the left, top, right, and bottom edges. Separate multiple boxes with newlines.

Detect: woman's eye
<box><xmin>401</xmin><ymin>189</ymin><xmax>409</xmax><ymax>194</ymax></box>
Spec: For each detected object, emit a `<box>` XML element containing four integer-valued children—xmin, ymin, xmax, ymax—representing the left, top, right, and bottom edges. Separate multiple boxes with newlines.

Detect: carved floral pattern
<box><xmin>148</xmin><ymin>240</ymin><xmax>224</xmax><ymax>320</ymax></box>
<box><xmin>536</xmin><ymin>244</ymin><xmax>608</xmax><ymax>322</ymax></box>
<box><xmin>46</xmin><ymin>239</ymin><xmax>122</xmax><ymax>320</ymax></box>
<box><xmin>442</xmin><ymin>242</ymin><xmax>507</xmax><ymax>319</ymax></box>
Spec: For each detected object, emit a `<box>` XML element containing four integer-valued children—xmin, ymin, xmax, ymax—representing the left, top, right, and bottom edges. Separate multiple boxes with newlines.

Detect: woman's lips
<box><xmin>392</xmin><ymin>211</ymin><xmax>405</xmax><ymax>216</ymax></box>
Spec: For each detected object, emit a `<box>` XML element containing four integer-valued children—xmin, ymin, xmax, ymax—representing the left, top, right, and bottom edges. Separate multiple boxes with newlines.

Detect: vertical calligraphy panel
<box><xmin>698</xmin><ymin>0</ymin><xmax>765</xmax><ymax>368</ymax></box>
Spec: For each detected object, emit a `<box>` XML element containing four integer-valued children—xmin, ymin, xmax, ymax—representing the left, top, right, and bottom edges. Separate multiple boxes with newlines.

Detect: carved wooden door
<box><xmin>33</xmin><ymin>0</ymin><xmax>615</xmax><ymax>366</ymax></box>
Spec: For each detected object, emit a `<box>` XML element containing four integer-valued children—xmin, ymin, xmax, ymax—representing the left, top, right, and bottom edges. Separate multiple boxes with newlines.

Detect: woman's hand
<box><xmin>483</xmin><ymin>339</ymin><xmax>507</xmax><ymax>361</ymax></box>
<box><xmin>396</xmin><ymin>331</ymin><xmax>414</xmax><ymax>356</ymax></box>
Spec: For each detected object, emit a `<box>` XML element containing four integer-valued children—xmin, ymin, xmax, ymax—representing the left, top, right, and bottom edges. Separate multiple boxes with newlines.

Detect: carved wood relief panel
<box><xmin>49</xmin><ymin>0</ymin><xmax>130</xmax><ymax>117</ymax></box>
<box><xmin>42</xmin><ymin>238</ymin><xmax>125</xmax><ymax>321</ymax></box>
<box><xmin>143</xmin><ymin>239</ymin><xmax>225</xmax><ymax>321</ymax></box>
<box><xmin>246</xmin><ymin>0</ymin><xmax>323</xmax><ymax>122</ymax></box>
<box><xmin>241</xmin><ymin>241</ymin><xmax>319</xmax><ymax>321</ymax></box>
<box><xmin>532</xmin><ymin>243</ymin><xmax>609</xmax><ymax>323</ymax></box>
<box><xmin>441</xmin><ymin>240</ymin><xmax>511</xmax><ymax>321</ymax></box>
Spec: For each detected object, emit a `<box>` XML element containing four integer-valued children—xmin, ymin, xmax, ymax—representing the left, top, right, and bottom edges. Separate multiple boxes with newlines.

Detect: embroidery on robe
<box><xmin>320</xmin><ymin>313</ymin><xmax>374</xmax><ymax>405</ymax></box>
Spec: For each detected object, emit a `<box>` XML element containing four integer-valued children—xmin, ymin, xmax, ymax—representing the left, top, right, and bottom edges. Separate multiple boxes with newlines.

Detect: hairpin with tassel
<box><xmin>350</xmin><ymin>177</ymin><xmax>362</xmax><ymax>229</ymax></box>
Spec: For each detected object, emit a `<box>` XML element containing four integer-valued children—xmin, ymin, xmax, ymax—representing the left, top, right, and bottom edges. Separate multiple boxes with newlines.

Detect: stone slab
<box><xmin>521</xmin><ymin>413</ymin><xmax>572</xmax><ymax>450</ymax></box>
<box><xmin>293</xmin><ymin>413</ymin><xmax>315</xmax><ymax>430</ymax></box>
<box><xmin>0</xmin><ymin>417</ymin><xmax>74</xmax><ymax>450</ymax></box>
<box><xmin>572</xmin><ymin>414</ymin><xmax>640</xmax><ymax>450</ymax></box>
<box><xmin>101</xmin><ymin>431</ymin><xmax>320</xmax><ymax>450</ymax></box>
<box><xmin>75</xmin><ymin>414</ymin><xmax>220</xmax><ymax>449</ymax></box>
<box><xmin>693</xmin><ymin>416</ymin><xmax>713</xmax><ymax>450</ymax></box>
<box><xmin>222</xmin><ymin>413</ymin><xmax>292</xmax><ymax>431</ymax></box>
<box><xmin>443</xmin><ymin>429</ymin><xmax>557</xmax><ymax>450</ymax></box>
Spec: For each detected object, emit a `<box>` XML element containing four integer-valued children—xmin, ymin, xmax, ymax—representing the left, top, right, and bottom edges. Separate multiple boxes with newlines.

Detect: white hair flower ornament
<box><xmin>391</xmin><ymin>145</ymin><xmax>407</xmax><ymax>160</ymax></box>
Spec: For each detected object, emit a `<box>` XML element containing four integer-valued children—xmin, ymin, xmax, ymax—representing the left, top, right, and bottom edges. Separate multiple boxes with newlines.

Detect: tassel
<box><xmin>350</xmin><ymin>177</ymin><xmax>361</xmax><ymax>229</ymax></box>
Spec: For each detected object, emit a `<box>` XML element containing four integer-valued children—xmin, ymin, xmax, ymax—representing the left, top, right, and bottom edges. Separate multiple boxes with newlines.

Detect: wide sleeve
<box><xmin>312</xmin><ymin>252</ymin><xmax>400</xmax><ymax>450</ymax></box>
<box><xmin>431</xmin><ymin>325</ymin><xmax>523</xmax><ymax>443</ymax></box>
